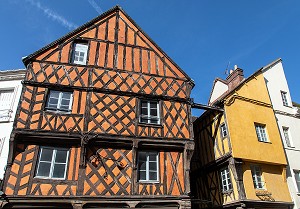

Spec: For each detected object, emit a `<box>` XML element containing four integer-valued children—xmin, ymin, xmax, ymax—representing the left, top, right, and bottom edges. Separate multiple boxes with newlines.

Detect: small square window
<box><xmin>294</xmin><ymin>170</ymin><xmax>300</xmax><ymax>192</ymax></box>
<box><xmin>46</xmin><ymin>90</ymin><xmax>73</xmax><ymax>112</ymax></box>
<box><xmin>138</xmin><ymin>151</ymin><xmax>159</xmax><ymax>182</ymax></box>
<box><xmin>36</xmin><ymin>147</ymin><xmax>69</xmax><ymax>179</ymax></box>
<box><xmin>220</xmin><ymin>123</ymin><xmax>228</xmax><ymax>138</ymax></box>
<box><xmin>139</xmin><ymin>100</ymin><xmax>160</xmax><ymax>125</ymax></box>
<box><xmin>72</xmin><ymin>43</ymin><xmax>88</xmax><ymax>65</ymax></box>
<box><xmin>283</xmin><ymin>127</ymin><xmax>292</xmax><ymax>147</ymax></box>
<box><xmin>220</xmin><ymin>167</ymin><xmax>232</xmax><ymax>192</ymax></box>
<box><xmin>255</xmin><ymin>124</ymin><xmax>268</xmax><ymax>142</ymax></box>
<box><xmin>251</xmin><ymin>165</ymin><xmax>265</xmax><ymax>189</ymax></box>
<box><xmin>281</xmin><ymin>91</ymin><xmax>289</xmax><ymax>106</ymax></box>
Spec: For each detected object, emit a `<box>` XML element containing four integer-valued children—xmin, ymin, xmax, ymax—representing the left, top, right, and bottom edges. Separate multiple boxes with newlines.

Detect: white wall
<box><xmin>263</xmin><ymin>60</ymin><xmax>300</xmax><ymax>209</ymax></box>
<box><xmin>0</xmin><ymin>73</ymin><xmax>24</xmax><ymax>179</ymax></box>
<box><xmin>209</xmin><ymin>80</ymin><xmax>228</xmax><ymax>104</ymax></box>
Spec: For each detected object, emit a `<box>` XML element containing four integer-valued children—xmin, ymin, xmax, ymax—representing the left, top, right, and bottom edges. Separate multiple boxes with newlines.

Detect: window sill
<box><xmin>138</xmin><ymin>123</ymin><xmax>163</xmax><ymax>128</ymax></box>
<box><xmin>138</xmin><ymin>180</ymin><xmax>160</xmax><ymax>184</ymax></box>
<box><xmin>296</xmin><ymin>192</ymin><xmax>300</xmax><ymax>196</ymax></box>
<box><xmin>258</xmin><ymin>141</ymin><xmax>272</xmax><ymax>144</ymax></box>
<box><xmin>221</xmin><ymin>189</ymin><xmax>233</xmax><ymax>194</ymax></box>
<box><xmin>44</xmin><ymin>110</ymin><xmax>72</xmax><ymax>115</ymax></box>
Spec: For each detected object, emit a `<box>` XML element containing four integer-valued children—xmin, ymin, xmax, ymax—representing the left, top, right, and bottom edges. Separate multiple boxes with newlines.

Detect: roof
<box><xmin>22</xmin><ymin>5</ymin><xmax>194</xmax><ymax>85</ymax></box>
<box><xmin>0</xmin><ymin>69</ymin><xmax>26</xmax><ymax>81</ymax></box>
<box><xmin>210</xmin><ymin>58</ymin><xmax>282</xmax><ymax>106</ymax></box>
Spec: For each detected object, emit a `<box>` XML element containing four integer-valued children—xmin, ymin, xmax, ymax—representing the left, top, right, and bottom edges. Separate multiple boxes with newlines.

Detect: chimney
<box><xmin>226</xmin><ymin>65</ymin><xmax>244</xmax><ymax>91</ymax></box>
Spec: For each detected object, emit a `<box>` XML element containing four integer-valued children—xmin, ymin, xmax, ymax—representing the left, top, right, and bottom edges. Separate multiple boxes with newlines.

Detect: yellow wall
<box><xmin>224</xmin><ymin>73</ymin><xmax>286</xmax><ymax>165</ymax></box>
<box><xmin>242</xmin><ymin>161</ymin><xmax>291</xmax><ymax>202</ymax></box>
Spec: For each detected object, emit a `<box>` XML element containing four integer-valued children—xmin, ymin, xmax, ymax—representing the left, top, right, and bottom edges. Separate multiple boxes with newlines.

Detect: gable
<box><xmin>208</xmin><ymin>79</ymin><xmax>228</xmax><ymax>105</ymax></box>
<box><xmin>24</xmin><ymin>6</ymin><xmax>191</xmax><ymax>82</ymax></box>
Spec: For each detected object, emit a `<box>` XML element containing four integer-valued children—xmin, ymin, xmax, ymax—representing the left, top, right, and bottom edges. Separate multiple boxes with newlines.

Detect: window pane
<box><xmin>149</xmin><ymin>162</ymin><xmax>157</xmax><ymax>170</ymax></box>
<box><xmin>61</xmin><ymin>99</ymin><xmax>70</xmax><ymax>106</ymax></box>
<box><xmin>138</xmin><ymin>152</ymin><xmax>146</xmax><ymax>161</ymax></box>
<box><xmin>140</xmin><ymin>118</ymin><xmax>148</xmax><ymax>123</ymax></box>
<box><xmin>139</xmin><ymin>171</ymin><xmax>146</xmax><ymax>180</ymax></box>
<box><xmin>150</xmin><ymin>118</ymin><xmax>159</xmax><ymax>124</ymax></box>
<box><xmin>37</xmin><ymin>162</ymin><xmax>51</xmax><ymax>177</ymax></box>
<box><xmin>40</xmin><ymin>148</ymin><xmax>53</xmax><ymax>162</ymax></box>
<box><xmin>150</xmin><ymin>109</ymin><xmax>157</xmax><ymax>116</ymax></box>
<box><xmin>141</xmin><ymin>101</ymin><xmax>148</xmax><ymax>108</ymax></box>
<box><xmin>62</xmin><ymin>92</ymin><xmax>71</xmax><ymax>99</ymax></box>
<box><xmin>149</xmin><ymin>171</ymin><xmax>157</xmax><ymax>180</ymax></box>
<box><xmin>52</xmin><ymin>164</ymin><xmax>66</xmax><ymax>178</ymax></box>
<box><xmin>150</xmin><ymin>102</ymin><xmax>157</xmax><ymax>108</ymax></box>
<box><xmin>55</xmin><ymin>150</ymin><xmax>68</xmax><ymax>163</ymax></box>
<box><xmin>139</xmin><ymin>161</ymin><xmax>146</xmax><ymax>170</ymax></box>
<box><xmin>49</xmin><ymin>91</ymin><xmax>60</xmax><ymax>99</ymax></box>
<box><xmin>149</xmin><ymin>153</ymin><xmax>157</xmax><ymax>161</ymax></box>
<box><xmin>141</xmin><ymin>107</ymin><xmax>148</xmax><ymax>115</ymax></box>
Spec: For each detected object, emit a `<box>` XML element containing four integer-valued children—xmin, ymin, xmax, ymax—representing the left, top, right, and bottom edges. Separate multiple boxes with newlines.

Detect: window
<box><xmin>220</xmin><ymin>123</ymin><xmax>228</xmax><ymax>138</ymax></box>
<box><xmin>138</xmin><ymin>151</ymin><xmax>159</xmax><ymax>182</ymax></box>
<box><xmin>0</xmin><ymin>89</ymin><xmax>14</xmax><ymax>120</ymax></box>
<box><xmin>251</xmin><ymin>165</ymin><xmax>264</xmax><ymax>189</ymax></box>
<box><xmin>220</xmin><ymin>167</ymin><xmax>232</xmax><ymax>191</ymax></box>
<box><xmin>283</xmin><ymin>127</ymin><xmax>292</xmax><ymax>147</ymax></box>
<box><xmin>36</xmin><ymin>147</ymin><xmax>69</xmax><ymax>179</ymax></box>
<box><xmin>0</xmin><ymin>137</ymin><xmax>5</xmax><ymax>155</ymax></box>
<box><xmin>281</xmin><ymin>91</ymin><xmax>288</xmax><ymax>106</ymax></box>
<box><xmin>46</xmin><ymin>90</ymin><xmax>73</xmax><ymax>112</ymax></box>
<box><xmin>255</xmin><ymin>124</ymin><xmax>268</xmax><ymax>142</ymax></box>
<box><xmin>294</xmin><ymin>170</ymin><xmax>300</xmax><ymax>192</ymax></box>
<box><xmin>139</xmin><ymin>100</ymin><xmax>160</xmax><ymax>125</ymax></box>
<box><xmin>72</xmin><ymin>43</ymin><xmax>88</xmax><ymax>65</ymax></box>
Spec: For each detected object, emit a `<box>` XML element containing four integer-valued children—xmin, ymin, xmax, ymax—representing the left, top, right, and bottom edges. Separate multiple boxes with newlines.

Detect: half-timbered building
<box><xmin>191</xmin><ymin>64</ymin><xmax>293</xmax><ymax>209</ymax></box>
<box><xmin>1</xmin><ymin>6</ymin><xmax>195</xmax><ymax>209</ymax></box>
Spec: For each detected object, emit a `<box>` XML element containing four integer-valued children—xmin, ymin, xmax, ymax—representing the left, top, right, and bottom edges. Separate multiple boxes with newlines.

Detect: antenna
<box><xmin>225</xmin><ymin>61</ymin><xmax>230</xmax><ymax>75</ymax></box>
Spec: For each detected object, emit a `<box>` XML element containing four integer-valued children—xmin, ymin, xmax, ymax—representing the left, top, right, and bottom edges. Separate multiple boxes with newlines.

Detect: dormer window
<box><xmin>72</xmin><ymin>42</ymin><xmax>88</xmax><ymax>65</ymax></box>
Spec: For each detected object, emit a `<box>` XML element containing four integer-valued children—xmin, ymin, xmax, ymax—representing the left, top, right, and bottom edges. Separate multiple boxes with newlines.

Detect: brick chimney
<box><xmin>226</xmin><ymin>65</ymin><xmax>244</xmax><ymax>91</ymax></box>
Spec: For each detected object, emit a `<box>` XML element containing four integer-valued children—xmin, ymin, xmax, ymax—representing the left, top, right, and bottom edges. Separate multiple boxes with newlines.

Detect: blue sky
<box><xmin>1</xmin><ymin>0</ymin><xmax>300</xmax><ymax>114</ymax></box>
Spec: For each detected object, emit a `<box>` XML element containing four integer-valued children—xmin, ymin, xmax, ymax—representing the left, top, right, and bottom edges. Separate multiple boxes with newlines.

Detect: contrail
<box><xmin>87</xmin><ymin>0</ymin><xmax>103</xmax><ymax>14</ymax></box>
<box><xmin>25</xmin><ymin>0</ymin><xmax>78</xmax><ymax>30</ymax></box>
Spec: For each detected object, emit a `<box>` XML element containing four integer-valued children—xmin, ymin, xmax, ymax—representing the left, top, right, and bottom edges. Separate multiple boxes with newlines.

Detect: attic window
<box><xmin>72</xmin><ymin>42</ymin><xmax>88</xmax><ymax>65</ymax></box>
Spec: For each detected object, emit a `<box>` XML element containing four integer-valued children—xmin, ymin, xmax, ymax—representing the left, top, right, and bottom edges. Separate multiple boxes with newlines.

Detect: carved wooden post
<box><xmin>77</xmin><ymin>136</ymin><xmax>88</xmax><ymax>196</ymax></box>
<box><xmin>184</xmin><ymin>141</ymin><xmax>194</xmax><ymax>195</ymax></box>
<box><xmin>132</xmin><ymin>140</ymin><xmax>138</xmax><ymax>195</ymax></box>
<box><xmin>229</xmin><ymin>158</ymin><xmax>246</xmax><ymax>200</ymax></box>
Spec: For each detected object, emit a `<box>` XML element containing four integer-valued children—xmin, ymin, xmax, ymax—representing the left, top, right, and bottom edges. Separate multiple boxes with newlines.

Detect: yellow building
<box><xmin>191</xmin><ymin>64</ymin><xmax>293</xmax><ymax>209</ymax></box>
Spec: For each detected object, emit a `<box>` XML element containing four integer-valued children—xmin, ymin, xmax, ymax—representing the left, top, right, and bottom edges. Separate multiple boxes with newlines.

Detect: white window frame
<box><xmin>72</xmin><ymin>43</ymin><xmax>88</xmax><ymax>65</ymax></box>
<box><xmin>251</xmin><ymin>165</ymin><xmax>265</xmax><ymax>190</ymax></box>
<box><xmin>0</xmin><ymin>89</ymin><xmax>16</xmax><ymax>121</ymax></box>
<box><xmin>138</xmin><ymin>151</ymin><xmax>159</xmax><ymax>182</ymax></box>
<box><xmin>282</xmin><ymin>127</ymin><xmax>292</xmax><ymax>147</ymax></box>
<box><xmin>281</xmin><ymin>91</ymin><xmax>289</xmax><ymax>106</ymax></box>
<box><xmin>139</xmin><ymin>100</ymin><xmax>160</xmax><ymax>125</ymax></box>
<box><xmin>0</xmin><ymin>137</ymin><xmax>5</xmax><ymax>156</ymax></box>
<box><xmin>46</xmin><ymin>90</ymin><xmax>73</xmax><ymax>112</ymax></box>
<box><xmin>220</xmin><ymin>167</ymin><xmax>232</xmax><ymax>192</ymax></box>
<box><xmin>36</xmin><ymin>147</ymin><xmax>69</xmax><ymax>179</ymax></box>
<box><xmin>294</xmin><ymin>170</ymin><xmax>300</xmax><ymax>193</ymax></box>
<box><xmin>255</xmin><ymin>124</ymin><xmax>268</xmax><ymax>142</ymax></box>
<box><xmin>220</xmin><ymin>123</ymin><xmax>228</xmax><ymax>138</ymax></box>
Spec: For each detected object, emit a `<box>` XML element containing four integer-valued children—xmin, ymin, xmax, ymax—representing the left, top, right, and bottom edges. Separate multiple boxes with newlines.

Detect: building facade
<box><xmin>0</xmin><ymin>69</ymin><xmax>25</xmax><ymax>180</ymax></box>
<box><xmin>191</xmin><ymin>65</ymin><xmax>293</xmax><ymax>209</ymax></box>
<box><xmin>2</xmin><ymin>6</ymin><xmax>194</xmax><ymax>209</ymax></box>
<box><xmin>262</xmin><ymin>58</ymin><xmax>300</xmax><ymax>209</ymax></box>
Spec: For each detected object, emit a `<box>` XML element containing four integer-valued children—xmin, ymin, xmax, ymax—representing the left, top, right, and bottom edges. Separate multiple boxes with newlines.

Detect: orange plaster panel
<box><xmin>118</xmin><ymin>19</ymin><xmax>126</xmax><ymax>44</ymax></box>
<box><xmin>35</xmin><ymin>45</ymin><xmax>58</xmax><ymax>61</ymax></box>
<box><xmin>107</xmin><ymin>44</ymin><xmax>114</xmax><ymax>68</ymax></box>
<box><xmin>117</xmin><ymin>45</ymin><xmax>124</xmax><ymax>69</ymax></box>
<box><xmin>150</xmin><ymin>51</ymin><xmax>156</xmax><ymax>75</ymax></box>
<box><xmin>88</xmin><ymin>41</ymin><xmax>97</xmax><ymax>65</ymax></box>
<box><xmin>107</xmin><ymin>16</ymin><xmax>116</xmax><ymax>42</ymax></box>
<box><xmin>98</xmin><ymin>42</ymin><xmax>107</xmax><ymax>67</ymax></box>
<box><xmin>133</xmin><ymin>48</ymin><xmax>140</xmax><ymax>72</ymax></box>
<box><xmin>141</xmin><ymin>50</ymin><xmax>149</xmax><ymax>74</ymax></box>
<box><xmin>81</xmin><ymin>27</ymin><xmax>96</xmax><ymax>39</ymax></box>
<box><xmin>125</xmin><ymin>47</ymin><xmax>132</xmax><ymax>71</ymax></box>
<box><xmin>46</xmin><ymin>51</ymin><xmax>59</xmax><ymax>62</ymax></box>
<box><xmin>60</xmin><ymin>43</ymin><xmax>71</xmax><ymax>63</ymax></box>
<box><xmin>97</xmin><ymin>22</ymin><xmax>106</xmax><ymax>40</ymax></box>
<box><xmin>127</xmin><ymin>27</ymin><xmax>135</xmax><ymax>45</ymax></box>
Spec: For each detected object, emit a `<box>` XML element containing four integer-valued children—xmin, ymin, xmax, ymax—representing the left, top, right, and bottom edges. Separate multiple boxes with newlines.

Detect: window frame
<box><xmin>251</xmin><ymin>165</ymin><xmax>265</xmax><ymax>190</ymax></box>
<box><xmin>71</xmin><ymin>42</ymin><xmax>88</xmax><ymax>65</ymax></box>
<box><xmin>0</xmin><ymin>88</ymin><xmax>16</xmax><ymax>121</ymax></box>
<box><xmin>281</xmin><ymin>91</ymin><xmax>289</xmax><ymax>106</ymax></box>
<box><xmin>255</xmin><ymin>123</ymin><xmax>268</xmax><ymax>142</ymax></box>
<box><xmin>282</xmin><ymin>126</ymin><xmax>292</xmax><ymax>147</ymax></box>
<box><xmin>139</xmin><ymin>100</ymin><xmax>160</xmax><ymax>125</ymax></box>
<box><xmin>220</xmin><ymin>123</ymin><xmax>228</xmax><ymax>138</ymax></box>
<box><xmin>35</xmin><ymin>147</ymin><xmax>69</xmax><ymax>180</ymax></box>
<box><xmin>137</xmin><ymin>151</ymin><xmax>159</xmax><ymax>183</ymax></box>
<box><xmin>45</xmin><ymin>90</ymin><xmax>73</xmax><ymax>112</ymax></box>
<box><xmin>294</xmin><ymin>170</ymin><xmax>300</xmax><ymax>193</ymax></box>
<box><xmin>220</xmin><ymin>167</ymin><xmax>232</xmax><ymax>192</ymax></box>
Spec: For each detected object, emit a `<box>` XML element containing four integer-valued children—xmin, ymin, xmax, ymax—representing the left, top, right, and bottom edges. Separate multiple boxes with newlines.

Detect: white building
<box><xmin>0</xmin><ymin>69</ymin><xmax>25</xmax><ymax>179</ymax></box>
<box><xmin>262</xmin><ymin>58</ymin><xmax>300</xmax><ymax>209</ymax></box>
